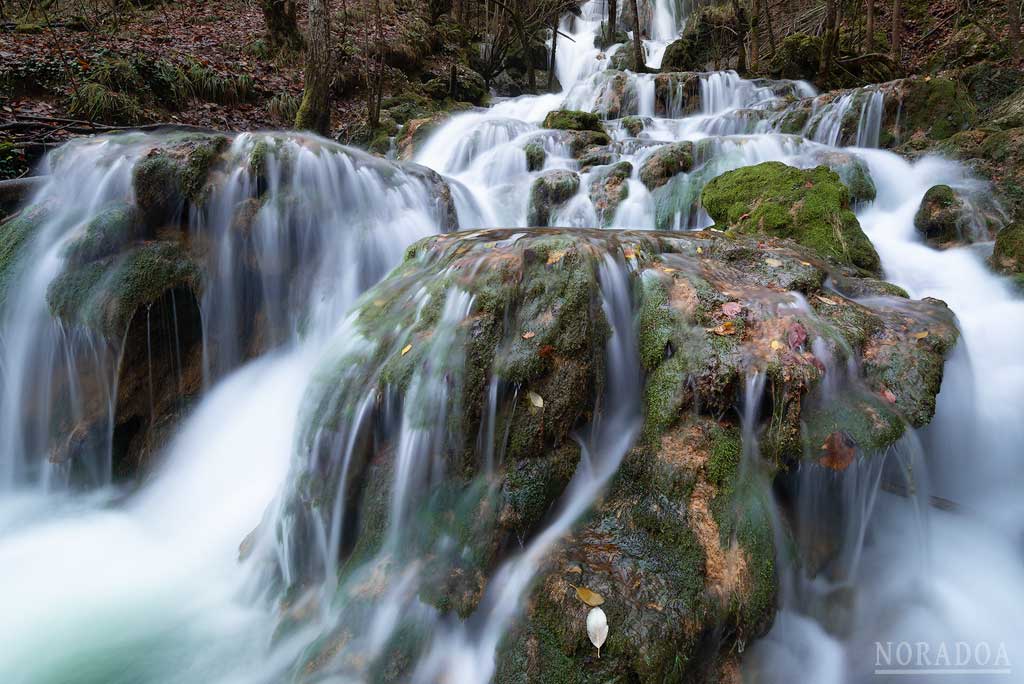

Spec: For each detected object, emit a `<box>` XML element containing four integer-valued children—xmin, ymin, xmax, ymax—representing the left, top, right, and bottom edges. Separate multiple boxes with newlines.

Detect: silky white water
<box><xmin>1</xmin><ymin>1</ymin><xmax>1023</xmax><ymax>683</ymax></box>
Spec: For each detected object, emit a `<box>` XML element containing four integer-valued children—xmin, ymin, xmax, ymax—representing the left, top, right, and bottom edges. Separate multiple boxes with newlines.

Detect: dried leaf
<box><xmin>661</xmin><ymin>267</ymin><xmax>677</xmax><ymax>273</ymax></box>
<box><xmin>527</xmin><ymin>391</ymin><xmax>544</xmax><ymax>409</ymax></box>
<box><xmin>574</xmin><ymin>585</ymin><xmax>605</xmax><ymax>607</ymax></box>
<box><xmin>912</xmin><ymin>330</ymin><xmax>929</xmax><ymax>340</ymax></box>
<box><xmin>565</xmin><ymin>565</ymin><xmax>582</xmax><ymax>574</ymax></box>
<box><xmin>696</xmin><ymin>246</ymin><xmax>703</xmax><ymax>254</ymax></box>
<box><xmin>770</xmin><ymin>339</ymin><xmax>784</xmax><ymax>351</ymax></box>
<box><xmin>538</xmin><ymin>344</ymin><xmax>556</xmax><ymax>358</ymax></box>
<box><xmin>764</xmin><ymin>257</ymin><xmax>783</xmax><ymax>267</ymax></box>
<box><xmin>721</xmin><ymin>301</ymin><xmax>743</xmax><ymax>317</ymax></box>
<box><xmin>522</xmin><ymin>331</ymin><xmax>536</xmax><ymax>340</ymax></box>
<box><xmin>819</xmin><ymin>431</ymin><xmax>856</xmax><ymax>471</ymax></box>
<box><xmin>881</xmin><ymin>388</ymin><xmax>898</xmax><ymax>404</ymax></box>
<box><xmin>787</xmin><ymin>322</ymin><xmax>808</xmax><ymax>350</ymax></box>
<box><xmin>623</xmin><ymin>247</ymin><xmax>637</xmax><ymax>260</ymax></box>
<box><xmin>707</xmin><ymin>321</ymin><xmax>737</xmax><ymax>336</ymax></box>
<box><xmin>816</xmin><ymin>295</ymin><xmax>838</xmax><ymax>306</ymax></box>
<box><xmin>401</xmin><ymin>344</ymin><xmax>413</xmax><ymax>356</ymax></box>
<box><xmin>587</xmin><ymin>607</ymin><xmax>608</xmax><ymax>656</ymax></box>
<box><xmin>547</xmin><ymin>249</ymin><xmax>567</xmax><ymax>265</ymax></box>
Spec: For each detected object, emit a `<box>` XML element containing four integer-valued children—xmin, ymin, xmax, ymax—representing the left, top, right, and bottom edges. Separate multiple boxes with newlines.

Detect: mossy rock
<box><xmin>577</xmin><ymin>146</ymin><xmax>615</xmax><ymax>172</ymax></box>
<box><xmin>609</xmin><ymin>46</ymin><xmax>646</xmax><ymax>72</ymax></box>
<box><xmin>61</xmin><ymin>202</ymin><xmax>141</xmax><ymax>265</ymax></box>
<box><xmin>639</xmin><ymin>141</ymin><xmax>694</xmax><ymax>191</ymax></box>
<box><xmin>587</xmin><ymin>162</ymin><xmax>631</xmax><ymax>226</ymax></box>
<box><xmin>523</xmin><ymin>142</ymin><xmax>546</xmax><ymax>172</ymax></box>
<box><xmin>46</xmin><ymin>240</ymin><xmax>201</xmax><ymax>338</ymax></box>
<box><xmin>654</xmin><ymin>72</ymin><xmax>701</xmax><ymax>117</ymax></box>
<box><xmin>620</xmin><ymin>116</ymin><xmax>647</xmax><ymax>137</ymax></box>
<box><xmin>894</xmin><ymin>76</ymin><xmax>976</xmax><ymax>143</ymax></box>
<box><xmin>528</xmin><ymin>170</ymin><xmax>581</xmax><ymax>225</ymax></box>
<box><xmin>701</xmin><ymin>162</ymin><xmax>881</xmax><ymax>273</ymax></box>
<box><xmin>542</xmin><ymin>110</ymin><xmax>604</xmax><ymax>133</ymax></box>
<box><xmin>132</xmin><ymin>135</ymin><xmax>227</xmax><ymax>223</ymax></box>
<box><xmin>0</xmin><ymin>203</ymin><xmax>49</xmax><ymax>307</ymax></box>
<box><xmin>659</xmin><ymin>4</ymin><xmax>738</xmax><ymax>72</ymax></box>
<box><xmin>810</xmin><ymin>150</ymin><xmax>876</xmax><ymax>204</ymax></box>
<box><xmin>991</xmin><ymin>222</ymin><xmax>1024</xmax><ymax>275</ymax></box>
<box><xmin>914</xmin><ymin>184</ymin><xmax>967</xmax><ymax>246</ymax></box>
<box><xmin>769</xmin><ymin>34</ymin><xmax>822</xmax><ymax>82</ymax></box>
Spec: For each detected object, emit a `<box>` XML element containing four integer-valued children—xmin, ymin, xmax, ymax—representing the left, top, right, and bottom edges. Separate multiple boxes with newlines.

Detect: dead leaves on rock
<box><xmin>819</xmin><ymin>431</ymin><xmax>856</xmax><ymax>471</ymax></box>
<box><xmin>571</xmin><ymin>585</ymin><xmax>605</xmax><ymax>607</ymax></box>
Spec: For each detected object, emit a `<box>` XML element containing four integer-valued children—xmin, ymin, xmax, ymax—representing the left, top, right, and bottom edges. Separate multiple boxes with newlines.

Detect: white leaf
<box><xmin>587</xmin><ymin>607</ymin><xmax>608</xmax><ymax>657</ymax></box>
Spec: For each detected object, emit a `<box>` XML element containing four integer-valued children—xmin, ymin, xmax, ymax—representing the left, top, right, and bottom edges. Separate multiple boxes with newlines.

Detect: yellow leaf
<box><xmin>373</xmin><ymin>299</ymin><xmax>387</xmax><ymax>307</ymax></box>
<box><xmin>816</xmin><ymin>295</ymin><xmax>838</xmax><ymax>306</ymax></box>
<box><xmin>566</xmin><ymin>565</ymin><xmax>583</xmax><ymax>574</ymax></box>
<box><xmin>547</xmin><ymin>249</ymin><xmax>567</xmax><ymax>265</ymax></box>
<box><xmin>770</xmin><ymin>339</ymin><xmax>783</xmax><ymax>350</ymax></box>
<box><xmin>401</xmin><ymin>344</ymin><xmax>413</xmax><ymax>356</ymax></box>
<box><xmin>573</xmin><ymin>585</ymin><xmax>605</xmax><ymax>607</ymax></box>
<box><xmin>706</xmin><ymin>321</ymin><xmax>737</xmax><ymax>336</ymax></box>
<box><xmin>661</xmin><ymin>267</ymin><xmax>677</xmax><ymax>273</ymax></box>
<box><xmin>912</xmin><ymin>331</ymin><xmax>929</xmax><ymax>340</ymax></box>
<box><xmin>696</xmin><ymin>246</ymin><xmax>703</xmax><ymax>254</ymax></box>
<box><xmin>528</xmin><ymin>391</ymin><xmax>544</xmax><ymax>409</ymax></box>
<box><xmin>623</xmin><ymin>247</ymin><xmax>637</xmax><ymax>260</ymax></box>
<box><xmin>522</xmin><ymin>331</ymin><xmax>536</xmax><ymax>340</ymax></box>
<box><xmin>764</xmin><ymin>257</ymin><xmax>783</xmax><ymax>267</ymax></box>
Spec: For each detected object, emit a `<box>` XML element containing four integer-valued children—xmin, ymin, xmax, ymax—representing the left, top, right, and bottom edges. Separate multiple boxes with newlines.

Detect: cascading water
<box><xmin>2</xmin><ymin>0</ymin><xmax>1023</xmax><ymax>682</ymax></box>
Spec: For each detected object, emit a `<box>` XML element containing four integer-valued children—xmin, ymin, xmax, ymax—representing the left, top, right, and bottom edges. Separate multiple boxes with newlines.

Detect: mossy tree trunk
<box><xmin>631</xmin><ymin>0</ymin><xmax>644</xmax><ymax>73</ymax></box>
<box><xmin>1009</xmin><ymin>0</ymin><xmax>1022</xmax><ymax>58</ymax></box>
<box><xmin>259</xmin><ymin>0</ymin><xmax>303</xmax><ymax>52</ymax></box>
<box><xmin>548</xmin><ymin>17</ymin><xmax>558</xmax><ymax>91</ymax></box>
<box><xmin>865</xmin><ymin>0</ymin><xmax>874</xmax><ymax>52</ymax></box>
<box><xmin>607</xmin><ymin>0</ymin><xmax>618</xmax><ymax>38</ymax></box>
<box><xmin>890</xmin><ymin>0</ymin><xmax>901</xmax><ymax>59</ymax></box>
<box><xmin>750</xmin><ymin>0</ymin><xmax>760</xmax><ymax>69</ymax></box>
<box><xmin>818</xmin><ymin>0</ymin><xmax>838</xmax><ymax>84</ymax></box>
<box><xmin>295</xmin><ymin>0</ymin><xmax>333</xmax><ymax>135</ymax></box>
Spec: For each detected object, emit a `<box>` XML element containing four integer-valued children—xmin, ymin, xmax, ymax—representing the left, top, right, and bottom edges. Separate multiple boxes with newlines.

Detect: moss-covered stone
<box><xmin>701</xmin><ymin>162</ymin><xmax>881</xmax><ymax>273</ymax></box>
<box><xmin>639</xmin><ymin>141</ymin><xmax>694</xmax><ymax>190</ymax></box>
<box><xmin>61</xmin><ymin>202</ymin><xmax>140</xmax><ymax>265</ymax></box>
<box><xmin>542</xmin><ymin>110</ymin><xmax>604</xmax><ymax>133</ymax></box>
<box><xmin>587</xmin><ymin>162</ymin><xmax>631</xmax><ymax>226</ymax></box>
<box><xmin>659</xmin><ymin>4</ymin><xmax>738</xmax><ymax>72</ymax></box>
<box><xmin>621</xmin><ymin>116</ymin><xmax>646</xmax><ymax>137</ymax></box>
<box><xmin>523</xmin><ymin>142</ymin><xmax>546</xmax><ymax>172</ymax></box>
<box><xmin>991</xmin><ymin>221</ymin><xmax>1024</xmax><ymax>275</ymax></box>
<box><xmin>528</xmin><ymin>170</ymin><xmax>580</xmax><ymax>225</ymax></box>
<box><xmin>0</xmin><ymin>203</ymin><xmax>49</xmax><ymax>306</ymax></box>
<box><xmin>914</xmin><ymin>184</ymin><xmax>967</xmax><ymax>246</ymax></box>
<box><xmin>769</xmin><ymin>34</ymin><xmax>822</xmax><ymax>82</ymax></box>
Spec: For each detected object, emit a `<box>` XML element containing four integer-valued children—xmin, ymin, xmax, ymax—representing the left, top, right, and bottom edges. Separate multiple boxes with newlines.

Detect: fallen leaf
<box><xmin>764</xmin><ymin>257</ymin><xmax>783</xmax><ymax>267</ymax></box>
<box><xmin>566</xmin><ymin>565</ymin><xmax>583</xmax><ymax>574</ymax></box>
<box><xmin>707</xmin><ymin>321</ymin><xmax>737</xmax><ymax>336</ymax></box>
<box><xmin>881</xmin><ymin>388</ymin><xmax>898</xmax><ymax>404</ymax></box>
<box><xmin>547</xmin><ymin>249</ymin><xmax>567</xmax><ymax>265</ymax></box>
<box><xmin>816</xmin><ymin>295</ymin><xmax>838</xmax><ymax>306</ymax></box>
<box><xmin>573</xmin><ymin>585</ymin><xmax>605</xmax><ymax>607</ymax></box>
<box><xmin>522</xmin><ymin>331</ymin><xmax>536</xmax><ymax>340</ymax></box>
<box><xmin>770</xmin><ymin>339</ymin><xmax>784</xmax><ymax>351</ymax></box>
<box><xmin>819</xmin><ymin>431</ymin><xmax>856</xmax><ymax>470</ymax></box>
<box><xmin>538</xmin><ymin>344</ymin><xmax>556</xmax><ymax>358</ymax></box>
<box><xmin>623</xmin><ymin>247</ymin><xmax>637</xmax><ymax>260</ymax></box>
<box><xmin>401</xmin><ymin>344</ymin><xmax>413</xmax><ymax>356</ymax></box>
<box><xmin>528</xmin><ymin>391</ymin><xmax>544</xmax><ymax>409</ymax></box>
<box><xmin>912</xmin><ymin>330</ymin><xmax>929</xmax><ymax>340</ymax></box>
<box><xmin>587</xmin><ymin>607</ymin><xmax>608</xmax><ymax>657</ymax></box>
<box><xmin>721</xmin><ymin>301</ymin><xmax>743</xmax><ymax>317</ymax></box>
<box><xmin>661</xmin><ymin>266</ymin><xmax>677</xmax><ymax>273</ymax></box>
<box><xmin>645</xmin><ymin>602</ymin><xmax>664</xmax><ymax>612</ymax></box>
<box><xmin>788</xmin><ymin>322</ymin><xmax>808</xmax><ymax>350</ymax></box>
<box><xmin>696</xmin><ymin>246</ymin><xmax>703</xmax><ymax>254</ymax></box>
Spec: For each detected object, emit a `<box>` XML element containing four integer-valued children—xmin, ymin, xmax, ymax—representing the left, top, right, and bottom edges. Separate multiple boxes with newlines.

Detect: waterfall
<box><xmin>1</xmin><ymin>0</ymin><xmax>1023</xmax><ymax>682</ymax></box>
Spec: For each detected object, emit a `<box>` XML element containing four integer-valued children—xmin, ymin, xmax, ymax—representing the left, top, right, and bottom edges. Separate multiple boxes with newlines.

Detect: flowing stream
<box><xmin>1</xmin><ymin>1</ymin><xmax>1023</xmax><ymax>682</ymax></box>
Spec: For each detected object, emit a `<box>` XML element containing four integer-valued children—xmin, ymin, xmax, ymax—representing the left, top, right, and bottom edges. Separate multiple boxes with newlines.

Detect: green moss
<box><xmin>528</xmin><ymin>170</ymin><xmax>580</xmax><ymax>225</ymax></box>
<box><xmin>801</xmin><ymin>391</ymin><xmax>905</xmax><ymax>456</ymax></box>
<box><xmin>133</xmin><ymin>153</ymin><xmax>184</xmax><ymax>222</ymax></box>
<box><xmin>46</xmin><ymin>241</ymin><xmax>201</xmax><ymax>337</ymax></box>
<box><xmin>523</xmin><ymin>142</ymin><xmax>546</xmax><ymax>172</ymax></box>
<box><xmin>701</xmin><ymin>162</ymin><xmax>881</xmax><ymax>273</ymax></box>
<box><xmin>542</xmin><ymin>110</ymin><xmax>603</xmax><ymax>133</ymax></box>
<box><xmin>770</xmin><ymin>34</ymin><xmax>822</xmax><ymax>81</ymax></box>
<box><xmin>706</xmin><ymin>425</ymin><xmax>741</xmax><ymax>489</ymax></box>
<box><xmin>991</xmin><ymin>221</ymin><xmax>1024</xmax><ymax>274</ymax></box>
<box><xmin>621</xmin><ymin>116</ymin><xmax>645</xmax><ymax>137</ymax></box>
<box><xmin>899</xmin><ymin>77</ymin><xmax>976</xmax><ymax>141</ymax></box>
<box><xmin>639</xmin><ymin>141</ymin><xmax>694</xmax><ymax>190</ymax></box>
<box><xmin>0</xmin><ymin>204</ymin><xmax>49</xmax><ymax>306</ymax></box>
<box><xmin>61</xmin><ymin>202</ymin><xmax>139</xmax><ymax>265</ymax></box>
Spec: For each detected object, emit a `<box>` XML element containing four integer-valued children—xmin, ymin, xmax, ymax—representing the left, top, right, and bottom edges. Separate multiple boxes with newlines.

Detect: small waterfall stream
<box><xmin>1</xmin><ymin>1</ymin><xmax>1023</xmax><ymax>683</ymax></box>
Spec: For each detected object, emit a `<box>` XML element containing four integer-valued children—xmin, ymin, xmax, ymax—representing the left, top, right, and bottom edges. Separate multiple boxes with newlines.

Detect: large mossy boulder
<box><xmin>701</xmin><ymin>162</ymin><xmax>882</xmax><ymax>273</ymax></box>
<box><xmin>659</xmin><ymin>4</ymin><xmax>738</xmax><ymax>72</ymax></box>
<box><xmin>914</xmin><ymin>184</ymin><xmax>971</xmax><ymax>246</ymax></box>
<box><xmin>528</xmin><ymin>170</ymin><xmax>581</xmax><ymax>225</ymax></box>
<box><xmin>588</xmin><ymin>161</ymin><xmax>631</xmax><ymax>225</ymax></box>
<box><xmin>938</xmin><ymin>127</ymin><xmax>1024</xmax><ymax>220</ymax></box>
<box><xmin>286</xmin><ymin>227</ymin><xmax>958</xmax><ymax>683</ymax></box>
<box><xmin>639</xmin><ymin>141</ymin><xmax>694</xmax><ymax>190</ymax></box>
<box><xmin>542</xmin><ymin>110</ymin><xmax>605</xmax><ymax>133</ymax></box>
<box><xmin>893</xmin><ymin>76</ymin><xmax>976</xmax><ymax>146</ymax></box>
<box><xmin>131</xmin><ymin>134</ymin><xmax>228</xmax><ymax>225</ymax></box>
<box><xmin>991</xmin><ymin>222</ymin><xmax>1024</xmax><ymax>280</ymax></box>
<box><xmin>769</xmin><ymin>34</ymin><xmax>823</xmax><ymax>82</ymax></box>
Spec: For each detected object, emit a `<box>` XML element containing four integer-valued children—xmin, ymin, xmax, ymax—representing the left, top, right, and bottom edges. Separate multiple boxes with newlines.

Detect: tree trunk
<box><xmin>1010</xmin><ymin>0</ymin><xmax>1022</xmax><ymax>58</ymax></box>
<box><xmin>259</xmin><ymin>0</ymin><xmax>303</xmax><ymax>51</ymax></box>
<box><xmin>631</xmin><ymin>0</ymin><xmax>644</xmax><ymax>72</ymax></box>
<box><xmin>295</xmin><ymin>0</ymin><xmax>332</xmax><ymax>135</ymax></box>
<box><xmin>763</xmin><ymin>0</ymin><xmax>776</xmax><ymax>53</ymax></box>
<box><xmin>732</xmin><ymin>0</ymin><xmax>748</xmax><ymax>73</ymax></box>
<box><xmin>548</xmin><ymin>18</ymin><xmax>558</xmax><ymax>91</ymax></box>
<box><xmin>890</xmin><ymin>0</ymin><xmax>901</xmax><ymax>59</ymax></box>
<box><xmin>750</xmin><ymin>0</ymin><xmax>760</xmax><ymax>69</ymax></box>
<box><xmin>818</xmin><ymin>0</ymin><xmax>838</xmax><ymax>84</ymax></box>
<box><xmin>865</xmin><ymin>0</ymin><xmax>874</xmax><ymax>52</ymax></box>
<box><xmin>608</xmin><ymin>0</ymin><xmax>618</xmax><ymax>39</ymax></box>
